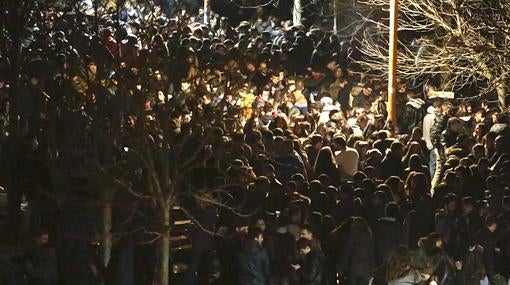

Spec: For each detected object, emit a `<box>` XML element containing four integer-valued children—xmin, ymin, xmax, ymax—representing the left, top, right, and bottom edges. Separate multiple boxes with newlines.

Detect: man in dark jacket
<box><xmin>22</xmin><ymin>231</ymin><xmax>58</xmax><ymax>285</ymax></box>
<box><xmin>474</xmin><ymin>216</ymin><xmax>498</xmax><ymax>285</ymax></box>
<box><xmin>456</xmin><ymin>197</ymin><xmax>482</xmax><ymax>236</ymax></box>
<box><xmin>292</xmin><ymin>238</ymin><xmax>325</xmax><ymax>285</ymax></box>
<box><xmin>400</xmin><ymin>91</ymin><xmax>426</xmax><ymax>134</ymax></box>
<box><xmin>237</xmin><ymin>227</ymin><xmax>270</xmax><ymax>285</ymax></box>
<box><xmin>374</xmin><ymin>202</ymin><xmax>404</xmax><ymax>265</ymax></box>
<box><xmin>435</xmin><ymin>194</ymin><xmax>458</xmax><ymax>252</ymax></box>
<box><xmin>430</xmin><ymin>101</ymin><xmax>452</xmax><ymax>164</ymax></box>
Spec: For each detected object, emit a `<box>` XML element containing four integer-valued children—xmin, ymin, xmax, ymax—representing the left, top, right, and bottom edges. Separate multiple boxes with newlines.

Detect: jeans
<box><xmin>431</xmin><ymin>148</ymin><xmax>445</xmax><ymax>189</ymax></box>
<box><xmin>429</xmin><ymin>149</ymin><xmax>436</xmax><ymax>179</ymax></box>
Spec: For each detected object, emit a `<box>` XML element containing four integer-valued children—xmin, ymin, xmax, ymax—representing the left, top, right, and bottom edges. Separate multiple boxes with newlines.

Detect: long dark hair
<box><xmin>402</xmin><ymin>141</ymin><xmax>425</xmax><ymax>165</ymax></box>
<box><xmin>405</xmin><ymin>172</ymin><xmax>429</xmax><ymax>200</ymax></box>
<box><xmin>314</xmin><ymin>146</ymin><xmax>336</xmax><ymax>174</ymax></box>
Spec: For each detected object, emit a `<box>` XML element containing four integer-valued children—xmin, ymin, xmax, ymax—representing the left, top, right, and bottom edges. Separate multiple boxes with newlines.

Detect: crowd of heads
<box><xmin>1</xmin><ymin>1</ymin><xmax>510</xmax><ymax>285</ymax></box>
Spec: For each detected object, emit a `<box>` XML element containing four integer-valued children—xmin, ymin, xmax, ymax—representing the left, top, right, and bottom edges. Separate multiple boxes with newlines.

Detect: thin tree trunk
<box><xmin>158</xmin><ymin>206</ymin><xmax>171</xmax><ymax>285</ymax></box>
<box><xmin>203</xmin><ymin>0</ymin><xmax>209</xmax><ymax>25</ymax></box>
<box><xmin>102</xmin><ymin>201</ymin><xmax>113</xmax><ymax>267</ymax></box>
<box><xmin>333</xmin><ymin>0</ymin><xmax>337</xmax><ymax>34</ymax></box>
<box><xmin>293</xmin><ymin>0</ymin><xmax>301</xmax><ymax>26</ymax></box>
<box><xmin>0</xmin><ymin>2</ymin><xmax>6</xmax><ymax>53</ymax></box>
<box><xmin>477</xmin><ymin>57</ymin><xmax>507</xmax><ymax>111</ymax></box>
<box><xmin>496</xmin><ymin>81</ymin><xmax>507</xmax><ymax>110</ymax></box>
<box><xmin>116</xmin><ymin>0</ymin><xmax>121</xmax><ymax>61</ymax></box>
<box><xmin>93</xmin><ymin>0</ymin><xmax>99</xmax><ymax>35</ymax></box>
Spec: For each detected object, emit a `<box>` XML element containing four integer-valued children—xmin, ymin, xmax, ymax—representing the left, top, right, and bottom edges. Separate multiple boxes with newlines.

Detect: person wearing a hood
<box><xmin>237</xmin><ymin>227</ymin><xmax>270</xmax><ymax>285</ymax></box>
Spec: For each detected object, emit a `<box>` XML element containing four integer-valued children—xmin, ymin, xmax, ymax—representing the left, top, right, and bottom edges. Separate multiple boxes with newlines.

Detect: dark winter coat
<box><xmin>313</xmin><ymin>163</ymin><xmax>341</xmax><ymax>186</ymax></box>
<box><xmin>297</xmin><ymin>249</ymin><xmax>325</xmax><ymax>285</ymax></box>
<box><xmin>215</xmin><ymin>235</ymin><xmax>240</xmax><ymax>285</ymax></box>
<box><xmin>406</xmin><ymin>195</ymin><xmax>435</xmax><ymax>247</ymax></box>
<box><xmin>273</xmin><ymin>152</ymin><xmax>307</xmax><ymax>183</ymax></box>
<box><xmin>455</xmin><ymin>245</ymin><xmax>485</xmax><ymax>285</ymax></box>
<box><xmin>400</xmin><ymin>98</ymin><xmax>426</xmax><ymax>134</ymax></box>
<box><xmin>338</xmin><ymin>235</ymin><xmax>375</xmax><ymax>279</ymax></box>
<box><xmin>435</xmin><ymin>209</ymin><xmax>457</xmax><ymax>245</ymax></box>
<box><xmin>272</xmin><ymin>230</ymin><xmax>296</xmax><ymax>278</ymax></box>
<box><xmin>374</xmin><ymin>217</ymin><xmax>404</xmax><ymax>265</ymax></box>
<box><xmin>57</xmin><ymin>239</ymin><xmax>103</xmax><ymax>285</ymax></box>
<box><xmin>474</xmin><ymin>228</ymin><xmax>497</xmax><ymax>284</ymax></box>
<box><xmin>440</xmin><ymin>129</ymin><xmax>459</xmax><ymax>149</ymax></box>
<box><xmin>237</xmin><ymin>240</ymin><xmax>270</xmax><ymax>285</ymax></box>
<box><xmin>455</xmin><ymin>212</ymin><xmax>483</xmax><ymax>236</ymax></box>
<box><xmin>380</xmin><ymin>152</ymin><xmax>404</xmax><ymax>180</ymax></box>
<box><xmin>373</xmin><ymin>138</ymin><xmax>394</xmax><ymax>157</ymax></box>
<box><xmin>497</xmin><ymin>228</ymin><xmax>510</xmax><ymax>279</ymax></box>
<box><xmin>23</xmin><ymin>243</ymin><xmax>58</xmax><ymax>285</ymax></box>
<box><xmin>433</xmin><ymin>254</ymin><xmax>456</xmax><ymax>285</ymax></box>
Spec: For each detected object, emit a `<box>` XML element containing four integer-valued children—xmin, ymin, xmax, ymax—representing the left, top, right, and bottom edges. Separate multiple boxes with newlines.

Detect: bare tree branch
<box><xmin>358</xmin><ymin>0</ymin><xmax>510</xmax><ymax>107</ymax></box>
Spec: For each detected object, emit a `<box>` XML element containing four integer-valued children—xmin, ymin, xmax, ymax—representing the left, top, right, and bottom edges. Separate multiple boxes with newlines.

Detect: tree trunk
<box><xmin>496</xmin><ymin>81</ymin><xmax>507</xmax><ymax>110</ymax></box>
<box><xmin>101</xmin><ymin>201</ymin><xmax>113</xmax><ymax>267</ymax></box>
<box><xmin>93</xmin><ymin>0</ymin><xmax>100</xmax><ymax>35</ymax></box>
<box><xmin>293</xmin><ymin>0</ymin><xmax>302</xmax><ymax>26</ymax></box>
<box><xmin>333</xmin><ymin>0</ymin><xmax>337</xmax><ymax>34</ymax></box>
<box><xmin>478</xmin><ymin>58</ymin><xmax>507</xmax><ymax>110</ymax></box>
<box><xmin>158</xmin><ymin>206</ymin><xmax>171</xmax><ymax>285</ymax></box>
<box><xmin>203</xmin><ymin>0</ymin><xmax>209</xmax><ymax>25</ymax></box>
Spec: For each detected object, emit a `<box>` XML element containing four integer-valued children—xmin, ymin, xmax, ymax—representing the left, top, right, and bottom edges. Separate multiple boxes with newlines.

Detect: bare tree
<box><xmin>358</xmin><ymin>0</ymin><xmax>510</xmax><ymax>108</ymax></box>
<box><xmin>104</xmin><ymin>94</ymin><xmax>245</xmax><ymax>285</ymax></box>
<box><xmin>45</xmin><ymin>74</ymin><xmax>246</xmax><ymax>285</ymax></box>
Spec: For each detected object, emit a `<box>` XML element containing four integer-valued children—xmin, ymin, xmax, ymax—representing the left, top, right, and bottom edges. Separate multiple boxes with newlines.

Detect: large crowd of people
<box><xmin>0</xmin><ymin>1</ymin><xmax>509</xmax><ymax>285</ymax></box>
